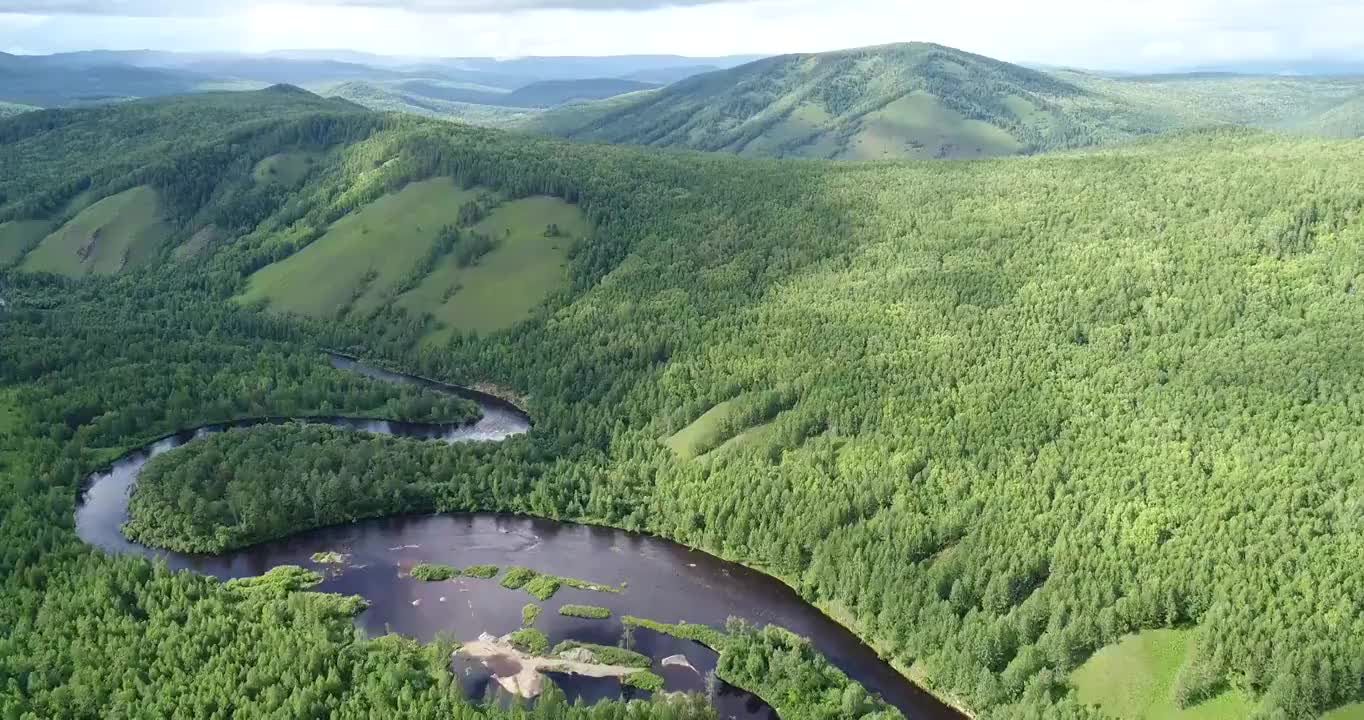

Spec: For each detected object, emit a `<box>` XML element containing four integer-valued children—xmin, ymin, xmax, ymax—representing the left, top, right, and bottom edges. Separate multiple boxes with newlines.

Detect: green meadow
<box><xmin>398</xmin><ymin>194</ymin><xmax>586</xmax><ymax>342</ymax></box>
<box><xmin>1072</xmin><ymin>629</ymin><xmax>1253</xmax><ymax>720</ymax></box>
<box><xmin>238</xmin><ymin>178</ymin><xmax>482</xmax><ymax>317</ymax></box>
<box><xmin>21</xmin><ymin>186</ymin><xmax>169</xmax><ymax>276</ymax></box>
<box><xmin>0</xmin><ymin>220</ymin><xmax>51</xmax><ymax>267</ymax></box>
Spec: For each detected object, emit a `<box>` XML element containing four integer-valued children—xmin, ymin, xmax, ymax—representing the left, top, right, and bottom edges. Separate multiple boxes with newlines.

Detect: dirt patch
<box><xmin>458</xmin><ymin>633</ymin><xmax>646</xmax><ymax>699</ymax></box>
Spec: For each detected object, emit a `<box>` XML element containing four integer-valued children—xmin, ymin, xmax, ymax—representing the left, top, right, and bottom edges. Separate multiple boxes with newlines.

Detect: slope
<box><xmin>1054</xmin><ymin>70</ymin><xmax>1364</xmax><ymax>128</ymax></box>
<box><xmin>1297</xmin><ymin>92</ymin><xmax>1364</xmax><ymax>138</ymax></box>
<box><xmin>0</xmin><ymin>54</ymin><xmax>213</xmax><ymax>106</ymax></box>
<box><xmin>318</xmin><ymin>80</ymin><xmax>531</xmax><ymax>126</ymax></box>
<box><xmin>528</xmin><ymin>42</ymin><xmax>1169</xmax><ymax>159</ymax></box>
<box><xmin>3</xmin><ymin>90</ymin><xmax>1364</xmax><ymax>720</ymax></box>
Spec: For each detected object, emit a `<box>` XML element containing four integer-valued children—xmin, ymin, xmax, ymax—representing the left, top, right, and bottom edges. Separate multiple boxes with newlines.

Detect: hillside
<box><xmin>317</xmin><ymin>80</ymin><xmax>531</xmax><ymax>125</ymax></box>
<box><xmin>1298</xmin><ymin>92</ymin><xmax>1364</xmax><ymax>138</ymax></box>
<box><xmin>1055</xmin><ymin>70</ymin><xmax>1364</xmax><ymax>128</ymax></box>
<box><xmin>0</xmin><ymin>54</ymin><xmax>211</xmax><ymax>106</ymax></box>
<box><xmin>528</xmin><ymin>42</ymin><xmax>1171</xmax><ymax>159</ymax></box>
<box><xmin>3</xmin><ymin>89</ymin><xmax>1364</xmax><ymax>720</ymax></box>
<box><xmin>0</xmin><ymin>101</ymin><xmax>36</xmax><ymax>118</ymax></box>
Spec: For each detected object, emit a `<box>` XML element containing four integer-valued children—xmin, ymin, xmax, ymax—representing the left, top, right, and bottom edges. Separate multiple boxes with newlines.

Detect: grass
<box><xmin>253</xmin><ymin>152</ymin><xmax>321</xmax><ymax>186</ymax></box>
<box><xmin>524</xmin><ymin>576</ymin><xmax>561</xmax><ymax>601</ymax></box>
<box><xmin>22</xmin><ymin>186</ymin><xmax>170</xmax><ymax>277</ymax></box>
<box><xmin>239</xmin><ymin>178</ymin><xmax>482</xmax><ymax>318</ymax></box>
<box><xmin>1324</xmin><ymin>703</ymin><xmax>1364</xmax><ymax>719</ymax></box>
<box><xmin>463</xmin><ymin>564</ymin><xmax>500</xmax><ymax>579</ymax></box>
<box><xmin>1071</xmin><ymin>629</ymin><xmax>1253</xmax><ymax>720</ymax></box>
<box><xmin>665</xmin><ymin>400</ymin><xmax>738</xmax><ymax>460</ymax></box>
<box><xmin>558</xmin><ymin>604</ymin><xmax>611</xmax><ymax>620</ymax></box>
<box><xmin>408</xmin><ymin>563</ymin><xmax>459</xmax><ymax>581</ymax></box>
<box><xmin>839</xmin><ymin>92</ymin><xmax>1023</xmax><ymax>160</ymax></box>
<box><xmin>620</xmin><ymin>671</ymin><xmax>665</xmax><ymax>692</ymax></box>
<box><xmin>621</xmin><ymin>616</ymin><xmax>727</xmax><ymax>650</ymax></box>
<box><xmin>0</xmin><ymin>220</ymin><xmax>51</xmax><ymax>267</ymax></box>
<box><xmin>499</xmin><ymin>566</ymin><xmax>619</xmax><ymax>601</ymax></box>
<box><xmin>551</xmin><ymin>641</ymin><xmax>651</xmax><ymax>668</ymax></box>
<box><xmin>508</xmin><ymin>628</ymin><xmax>549</xmax><ymax>656</ymax></box>
<box><xmin>309</xmin><ymin>551</ymin><xmax>346</xmax><ymax>564</ymax></box>
<box><xmin>500</xmin><ymin>566</ymin><xmax>539</xmax><ymax>590</ymax></box>
<box><xmin>397</xmin><ymin>195</ymin><xmax>587</xmax><ymax>342</ymax></box>
<box><xmin>522</xmin><ymin>603</ymin><xmax>541</xmax><ymax>627</ymax></box>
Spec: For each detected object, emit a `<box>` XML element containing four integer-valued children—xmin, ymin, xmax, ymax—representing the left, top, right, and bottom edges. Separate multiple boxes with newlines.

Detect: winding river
<box><xmin>75</xmin><ymin>354</ymin><xmax>961</xmax><ymax>720</ymax></box>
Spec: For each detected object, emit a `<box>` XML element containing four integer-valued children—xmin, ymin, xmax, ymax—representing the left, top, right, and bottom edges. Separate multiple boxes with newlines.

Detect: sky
<box><xmin>1</xmin><ymin>0</ymin><xmax>1362</xmax><ymax>70</ymax></box>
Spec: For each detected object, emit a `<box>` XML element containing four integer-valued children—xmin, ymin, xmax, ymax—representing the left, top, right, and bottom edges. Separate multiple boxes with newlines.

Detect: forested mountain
<box><xmin>1055</xmin><ymin>70</ymin><xmax>1364</xmax><ymax>131</ymax></box>
<box><xmin>3</xmin><ymin>87</ymin><xmax>1364</xmax><ymax>720</ymax></box>
<box><xmin>526</xmin><ymin>42</ymin><xmax>1175</xmax><ymax>159</ymax></box>
<box><xmin>528</xmin><ymin>43</ymin><xmax>1364</xmax><ymax>160</ymax></box>
<box><xmin>0</xmin><ymin>100</ymin><xmax>36</xmax><ymax>118</ymax></box>
<box><xmin>0</xmin><ymin>52</ymin><xmax>212</xmax><ymax>106</ymax></box>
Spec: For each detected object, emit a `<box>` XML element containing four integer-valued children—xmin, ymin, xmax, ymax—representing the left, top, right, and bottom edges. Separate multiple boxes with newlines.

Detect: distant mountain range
<box><xmin>4</xmin><ymin>45</ymin><xmax>1362</xmax><ymax>159</ymax></box>
<box><xmin>0</xmin><ymin>48</ymin><xmax>760</xmax><ymax>114</ymax></box>
<box><xmin>527</xmin><ymin>43</ymin><xmax>1364</xmax><ymax>159</ymax></box>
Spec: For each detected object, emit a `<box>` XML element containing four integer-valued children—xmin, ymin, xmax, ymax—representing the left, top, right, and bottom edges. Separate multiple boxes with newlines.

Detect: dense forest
<box><xmin>3</xmin><ymin>87</ymin><xmax>1364</xmax><ymax>719</ymax></box>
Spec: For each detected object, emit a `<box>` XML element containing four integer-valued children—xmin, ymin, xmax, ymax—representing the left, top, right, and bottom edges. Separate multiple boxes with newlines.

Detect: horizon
<box><xmin>4</xmin><ymin>41</ymin><xmax>1363</xmax><ymax>77</ymax></box>
<box><xmin>3</xmin><ymin>0</ymin><xmax>1364</xmax><ymax>72</ymax></box>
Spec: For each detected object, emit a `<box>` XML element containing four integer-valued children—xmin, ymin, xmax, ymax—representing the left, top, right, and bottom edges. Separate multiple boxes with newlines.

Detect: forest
<box><xmin>2</xmin><ymin>86</ymin><xmax>1364</xmax><ymax>720</ymax></box>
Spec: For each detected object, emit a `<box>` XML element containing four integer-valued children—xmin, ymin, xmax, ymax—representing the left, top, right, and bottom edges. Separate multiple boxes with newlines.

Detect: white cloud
<box><xmin>2</xmin><ymin>0</ymin><xmax>1363</xmax><ymax>68</ymax></box>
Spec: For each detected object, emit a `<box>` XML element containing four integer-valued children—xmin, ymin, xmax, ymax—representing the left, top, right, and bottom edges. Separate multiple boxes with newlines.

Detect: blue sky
<box><xmin>2</xmin><ymin>0</ymin><xmax>1361</xmax><ymax>69</ymax></box>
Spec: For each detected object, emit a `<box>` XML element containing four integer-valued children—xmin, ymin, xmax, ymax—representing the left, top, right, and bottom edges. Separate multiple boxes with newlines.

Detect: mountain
<box><xmin>318</xmin><ymin>80</ymin><xmax>531</xmax><ymax>126</ymax></box>
<box><xmin>3</xmin><ymin>87</ymin><xmax>1364</xmax><ymax>720</ymax></box>
<box><xmin>621</xmin><ymin>65</ymin><xmax>724</xmax><ymax>84</ymax></box>
<box><xmin>1054</xmin><ymin>69</ymin><xmax>1364</xmax><ymax>128</ymax></box>
<box><xmin>427</xmin><ymin>53</ymin><xmax>765</xmax><ymax>80</ymax></box>
<box><xmin>390</xmin><ymin>77</ymin><xmax>656</xmax><ymax>109</ymax></box>
<box><xmin>0</xmin><ymin>54</ymin><xmax>213</xmax><ymax>106</ymax></box>
<box><xmin>1296</xmin><ymin>91</ymin><xmax>1364</xmax><ymax>137</ymax></box>
<box><xmin>528</xmin><ymin>42</ymin><xmax>1171</xmax><ymax>160</ymax></box>
<box><xmin>0</xmin><ymin>101</ymin><xmax>37</xmax><ymax>118</ymax></box>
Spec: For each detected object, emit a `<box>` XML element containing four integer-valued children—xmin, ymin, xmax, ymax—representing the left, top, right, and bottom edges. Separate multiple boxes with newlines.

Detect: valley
<box><xmin>2</xmin><ymin>33</ymin><xmax>1364</xmax><ymax>720</ymax></box>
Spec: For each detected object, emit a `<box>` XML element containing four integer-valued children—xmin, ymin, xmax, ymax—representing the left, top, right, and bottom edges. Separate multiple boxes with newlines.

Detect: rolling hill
<box><xmin>385</xmin><ymin>77</ymin><xmax>656</xmax><ymax>109</ymax></box>
<box><xmin>529</xmin><ymin>43</ymin><xmax>1364</xmax><ymax>160</ymax></box>
<box><xmin>0</xmin><ymin>53</ymin><xmax>212</xmax><ymax>106</ymax></box>
<box><xmin>0</xmin><ymin>101</ymin><xmax>36</xmax><ymax>118</ymax></box>
<box><xmin>528</xmin><ymin>42</ymin><xmax>1173</xmax><ymax>159</ymax></box>
<box><xmin>5</xmin><ymin>86</ymin><xmax>1364</xmax><ymax>720</ymax></box>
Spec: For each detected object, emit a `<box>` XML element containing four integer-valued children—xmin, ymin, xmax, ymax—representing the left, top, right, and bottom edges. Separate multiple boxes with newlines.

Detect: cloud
<box><xmin>1</xmin><ymin>0</ymin><xmax>1362</xmax><ymax>67</ymax></box>
<box><xmin>0</xmin><ymin>0</ymin><xmax>750</xmax><ymax>14</ymax></box>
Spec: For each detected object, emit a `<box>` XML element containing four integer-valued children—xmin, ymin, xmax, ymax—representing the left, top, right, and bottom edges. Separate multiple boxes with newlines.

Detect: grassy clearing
<box><xmin>174</xmin><ymin>225</ymin><xmax>221</xmax><ymax>261</ymax></box>
<box><xmin>0</xmin><ymin>220</ymin><xmax>51</xmax><ymax>267</ymax></box>
<box><xmin>22</xmin><ymin>186</ymin><xmax>170</xmax><ymax>276</ymax></box>
<box><xmin>239</xmin><ymin>178</ymin><xmax>481</xmax><ymax>317</ymax></box>
<box><xmin>665</xmin><ymin>400</ymin><xmax>738</xmax><ymax>460</ymax></box>
<box><xmin>558</xmin><ymin>604</ymin><xmax>611</xmax><ymax>620</ymax></box>
<box><xmin>1071</xmin><ymin>629</ymin><xmax>1253</xmax><ymax>720</ymax></box>
<box><xmin>508</xmin><ymin>628</ymin><xmax>549</xmax><ymax>656</ymax></box>
<box><xmin>253</xmin><ymin>152</ymin><xmax>321</xmax><ymax>186</ymax></box>
<box><xmin>839</xmin><ymin>93</ymin><xmax>1023</xmax><ymax>160</ymax></box>
<box><xmin>551</xmin><ymin>641</ymin><xmax>651</xmax><ymax>668</ymax></box>
<box><xmin>1324</xmin><ymin>703</ymin><xmax>1364</xmax><ymax>719</ymax></box>
<box><xmin>398</xmin><ymin>195</ymin><xmax>587</xmax><ymax>342</ymax></box>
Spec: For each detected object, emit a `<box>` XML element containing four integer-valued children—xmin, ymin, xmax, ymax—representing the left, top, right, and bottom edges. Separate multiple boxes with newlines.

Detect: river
<box><xmin>74</xmin><ymin>353</ymin><xmax>961</xmax><ymax>720</ymax></box>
